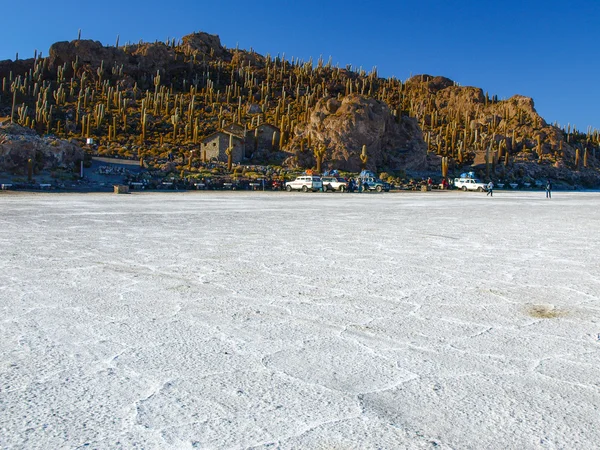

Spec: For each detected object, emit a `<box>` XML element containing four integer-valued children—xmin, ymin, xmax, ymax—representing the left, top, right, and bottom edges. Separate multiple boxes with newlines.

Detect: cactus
<box><xmin>171</xmin><ymin>108</ymin><xmax>180</xmax><ymax>139</ymax></box>
<box><xmin>226</xmin><ymin>134</ymin><xmax>234</xmax><ymax>171</ymax></box>
<box><xmin>17</xmin><ymin>103</ymin><xmax>28</xmax><ymax>125</ymax></box>
<box><xmin>314</xmin><ymin>144</ymin><xmax>326</xmax><ymax>174</ymax></box>
<box><xmin>10</xmin><ymin>85</ymin><xmax>17</xmax><ymax>123</ymax></box>
<box><xmin>441</xmin><ymin>156</ymin><xmax>448</xmax><ymax>178</ymax></box>
<box><xmin>154</xmin><ymin>70</ymin><xmax>161</xmax><ymax>94</ymax></box>
<box><xmin>141</xmin><ymin>110</ymin><xmax>147</xmax><ymax>143</ymax></box>
<box><xmin>360</xmin><ymin>144</ymin><xmax>368</xmax><ymax>169</ymax></box>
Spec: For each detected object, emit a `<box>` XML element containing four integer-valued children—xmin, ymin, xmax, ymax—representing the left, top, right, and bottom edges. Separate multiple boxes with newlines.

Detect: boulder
<box><xmin>287</xmin><ymin>94</ymin><xmax>427</xmax><ymax>172</ymax></box>
<box><xmin>181</xmin><ymin>32</ymin><xmax>229</xmax><ymax>59</ymax></box>
<box><xmin>48</xmin><ymin>39</ymin><xmax>124</xmax><ymax>69</ymax></box>
<box><xmin>0</xmin><ymin>122</ymin><xmax>84</xmax><ymax>173</ymax></box>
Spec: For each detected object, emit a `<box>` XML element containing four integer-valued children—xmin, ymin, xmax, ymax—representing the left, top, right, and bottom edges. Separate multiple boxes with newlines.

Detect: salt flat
<box><xmin>1</xmin><ymin>190</ymin><xmax>599</xmax><ymax>449</ymax></box>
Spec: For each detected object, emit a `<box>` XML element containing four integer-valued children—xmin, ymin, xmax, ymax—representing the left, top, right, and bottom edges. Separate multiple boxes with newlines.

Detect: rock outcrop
<box><xmin>181</xmin><ymin>32</ymin><xmax>229</xmax><ymax>59</ymax></box>
<box><xmin>47</xmin><ymin>32</ymin><xmax>229</xmax><ymax>72</ymax></box>
<box><xmin>288</xmin><ymin>94</ymin><xmax>427</xmax><ymax>172</ymax></box>
<box><xmin>0</xmin><ymin>122</ymin><xmax>84</xmax><ymax>173</ymax></box>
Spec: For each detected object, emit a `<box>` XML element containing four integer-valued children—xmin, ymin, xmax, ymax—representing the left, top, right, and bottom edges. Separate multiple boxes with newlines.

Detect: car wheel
<box><xmin>376</xmin><ymin>185</ymin><xmax>383</xmax><ymax>193</ymax></box>
<box><xmin>339</xmin><ymin>186</ymin><xmax>345</xmax><ymax>192</ymax></box>
<box><xmin>302</xmin><ymin>185</ymin><xmax>308</xmax><ymax>192</ymax></box>
<box><xmin>462</xmin><ymin>186</ymin><xmax>467</xmax><ymax>191</ymax></box>
<box><xmin>286</xmin><ymin>185</ymin><xmax>292</xmax><ymax>192</ymax></box>
<box><xmin>478</xmin><ymin>187</ymin><xmax>484</xmax><ymax>192</ymax></box>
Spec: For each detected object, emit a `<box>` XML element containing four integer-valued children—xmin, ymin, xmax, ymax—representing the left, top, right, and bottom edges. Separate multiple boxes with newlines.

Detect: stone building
<box><xmin>256</xmin><ymin>123</ymin><xmax>280</xmax><ymax>150</ymax></box>
<box><xmin>200</xmin><ymin>131</ymin><xmax>244</xmax><ymax>163</ymax></box>
<box><xmin>247</xmin><ymin>123</ymin><xmax>280</xmax><ymax>157</ymax></box>
<box><xmin>201</xmin><ymin>122</ymin><xmax>281</xmax><ymax>162</ymax></box>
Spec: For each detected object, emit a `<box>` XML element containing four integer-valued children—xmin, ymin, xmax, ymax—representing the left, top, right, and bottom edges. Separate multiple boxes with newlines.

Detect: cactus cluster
<box><xmin>0</xmin><ymin>33</ymin><xmax>598</xmax><ymax>180</ymax></box>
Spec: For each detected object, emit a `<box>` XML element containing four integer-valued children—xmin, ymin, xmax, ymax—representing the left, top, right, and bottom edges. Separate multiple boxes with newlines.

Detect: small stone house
<box><xmin>256</xmin><ymin>123</ymin><xmax>280</xmax><ymax>149</ymax></box>
<box><xmin>201</xmin><ymin>131</ymin><xmax>244</xmax><ymax>163</ymax></box>
<box><xmin>247</xmin><ymin>123</ymin><xmax>280</xmax><ymax>156</ymax></box>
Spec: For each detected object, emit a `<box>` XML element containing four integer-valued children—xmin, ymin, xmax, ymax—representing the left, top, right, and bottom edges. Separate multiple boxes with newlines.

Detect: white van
<box><xmin>285</xmin><ymin>176</ymin><xmax>323</xmax><ymax>192</ymax></box>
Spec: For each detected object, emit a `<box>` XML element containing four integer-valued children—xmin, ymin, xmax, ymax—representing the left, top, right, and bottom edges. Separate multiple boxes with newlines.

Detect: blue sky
<box><xmin>3</xmin><ymin>0</ymin><xmax>598</xmax><ymax>131</ymax></box>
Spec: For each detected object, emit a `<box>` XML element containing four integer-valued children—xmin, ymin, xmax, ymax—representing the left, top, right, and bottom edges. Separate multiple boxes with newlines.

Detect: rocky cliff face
<box><xmin>288</xmin><ymin>94</ymin><xmax>427</xmax><ymax>172</ymax></box>
<box><xmin>0</xmin><ymin>122</ymin><xmax>84</xmax><ymax>173</ymax></box>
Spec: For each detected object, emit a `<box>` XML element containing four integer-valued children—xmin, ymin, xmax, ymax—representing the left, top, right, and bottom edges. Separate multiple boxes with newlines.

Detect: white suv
<box><xmin>454</xmin><ymin>177</ymin><xmax>488</xmax><ymax>192</ymax></box>
<box><xmin>285</xmin><ymin>176</ymin><xmax>323</xmax><ymax>192</ymax></box>
<box><xmin>321</xmin><ymin>176</ymin><xmax>348</xmax><ymax>192</ymax></box>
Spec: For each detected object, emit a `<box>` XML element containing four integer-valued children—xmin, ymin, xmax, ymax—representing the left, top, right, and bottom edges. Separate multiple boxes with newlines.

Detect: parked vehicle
<box><xmin>361</xmin><ymin>176</ymin><xmax>390</xmax><ymax>192</ymax></box>
<box><xmin>453</xmin><ymin>177</ymin><xmax>488</xmax><ymax>191</ymax></box>
<box><xmin>285</xmin><ymin>176</ymin><xmax>323</xmax><ymax>192</ymax></box>
<box><xmin>357</xmin><ymin>170</ymin><xmax>390</xmax><ymax>192</ymax></box>
<box><xmin>321</xmin><ymin>176</ymin><xmax>349</xmax><ymax>192</ymax></box>
<box><xmin>271</xmin><ymin>179</ymin><xmax>285</xmax><ymax>190</ymax></box>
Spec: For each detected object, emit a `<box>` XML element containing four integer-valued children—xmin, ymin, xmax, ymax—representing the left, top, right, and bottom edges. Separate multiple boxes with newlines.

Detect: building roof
<box><xmin>222</xmin><ymin>122</ymin><xmax>245</xmax><ymax>137</ymax></box>
<box><xmin>257</xmin><ymin>123</ymin><xmax>280</xmax><ymax>132</ymax></box>
<box><xmin>201</xmin><ymin>130</ymin><xmax>244</xmax><ymax>143</ymax></box>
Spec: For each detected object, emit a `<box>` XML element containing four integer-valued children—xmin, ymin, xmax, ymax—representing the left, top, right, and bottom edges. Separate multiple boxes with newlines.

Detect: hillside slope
<box><xmin>0</xmin><ymin>32</ymin><xmax>598</xmax><ymax>186</ymax></box>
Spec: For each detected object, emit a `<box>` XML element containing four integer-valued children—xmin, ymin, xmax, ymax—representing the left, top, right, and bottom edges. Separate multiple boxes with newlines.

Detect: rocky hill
<box><xmin>0</xmin><ymin>121</ymin><xmax>83</xmax><ymax>175</ymax></box>
<box><xmin>0</xmin><ymin>31</ymin><xmax>598</xmax><ymax>186</ymax></box>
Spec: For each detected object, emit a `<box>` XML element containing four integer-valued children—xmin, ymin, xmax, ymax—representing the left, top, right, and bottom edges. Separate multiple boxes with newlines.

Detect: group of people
<box><xmin>347</xmin><ymin>178</ymin><xmax>370</xmax><ymax>193</ymax></box>
<box><xmin>485</xmin><ymin>180</ymin><xmax>553</xmax><ymax>198</ymax></box>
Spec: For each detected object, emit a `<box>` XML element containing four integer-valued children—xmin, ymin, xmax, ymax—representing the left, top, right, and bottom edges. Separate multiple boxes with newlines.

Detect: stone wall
<box><xmin>202</xmin><ymin>133</ymin><xmax>244</xmax><ymax>163</ymax></box>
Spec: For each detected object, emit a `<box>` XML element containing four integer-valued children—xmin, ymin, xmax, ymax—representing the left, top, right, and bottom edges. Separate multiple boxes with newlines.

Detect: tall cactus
<box><xmin>360</xmin><ymin>144</ymin><xmax>368</xmax><ymax>169</ymax></box>
<box><xmin>314</xmin><ymin>144</ymin><xmax>326</xmax><ymax>174</ymax></box>
<box><xmin>10</xmin><ymin>84</ymin><xmax>17</xmax><ymax>123</ymax></box>
<box><xmin>171</xmin><ymin>108</ymin><xmax>180</xmax><ymax>140</ymax></box>
<box><xmin>226</xmin><ymin>134</ymin><xmax>234</xmax><ymax>171</ymax></box>
<box><xmin>141</xmin><ymin>110</ymin><xmax>147</xmax><ymax>143</ymax></box>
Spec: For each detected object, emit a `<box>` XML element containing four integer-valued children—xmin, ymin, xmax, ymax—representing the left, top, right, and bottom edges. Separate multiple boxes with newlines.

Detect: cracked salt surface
<box><xmin>1</xmin><ymin>190</ymin><xmax>600</xmax><ymax>449</ymax></box>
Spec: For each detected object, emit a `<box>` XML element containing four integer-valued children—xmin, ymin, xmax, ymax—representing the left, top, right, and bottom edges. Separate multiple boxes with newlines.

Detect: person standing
<box><xmin>546</xmin><ymin>180</ymin><xmax>552</xmax><ymax>198</ymax></box>
<box><xmin>486</xmin><ymin>181</ymin><xmax>494</xmax><ymax>196</ymax></box>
